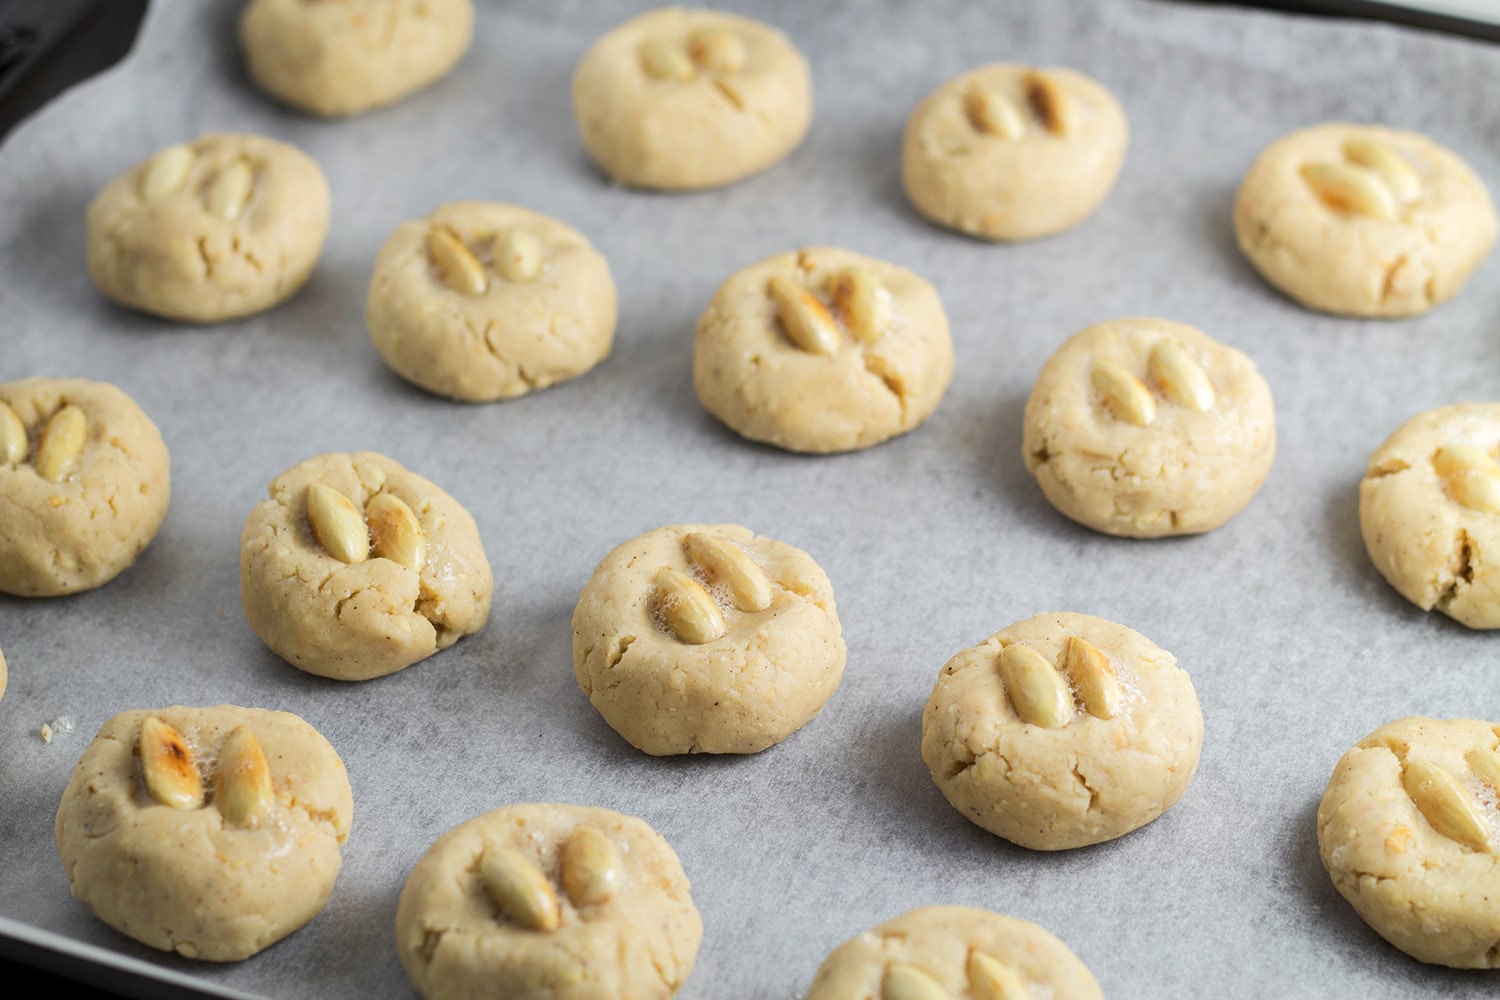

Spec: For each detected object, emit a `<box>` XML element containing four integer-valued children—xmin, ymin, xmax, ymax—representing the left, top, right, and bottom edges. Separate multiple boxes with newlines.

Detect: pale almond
<box><xmin>367</xmin><ymin>493</ymin><xmax>426</xmax><ymax>572</ymax></box>
<box><xmin>769</xmin><ymin>274</ymin><xmax>840</xmax><ymax>356</ymax></box>
<box><xmin>493</xmin><ymin>227</ymin><xmax>543</xmax><ymax>284</ymax></box>
<box><xmin>1342</xmin><ymin>137</ymin><xmax>1421</xmax><ymax>201</ymax></box>
<box><xmin>1432</xmin><ymin>445</ymin><xmax>1500</xmax><ymax>516</ymax></box>
<box><xmin>830</xmin><ymin>267</ymin><xmax>892</xmax><ymax>344</ymax></box>
<box><xmin>1402</xmin><ymin>759</ymin><xmax>1492</xmax><ymax>853</ymax></box>
<box><xmin>139</xmin><ymin>716</ymin><xmax>204</xmax><ymax>811</ymax></box>
<box><xmin>640</xmin><ymin>39</ymin><xmax>695</xmax><ymax>81</ymax></box>
<box><xmin>215</xmin><ymin>726</ymin><xmax>274</xmax><ymax>828</ymax></box>
<box><xmin>427</xmin><ymin>226</ymin><xmax>489</xmax><ymax>297</ymax></box>
<box><xmin>1090</xmin><ymin>358</ymin><xmax>1156</xmax><ymax>427</ymax></box>
<box><xmin>1466</xmin><ymin>747</ymin><xmax>1500</xmax><ymax>792</ymax></box>
<box><xmin>968</xmin><ymin>951</ymin><xmax>1032</xmax><ymax>1000</ymax></box>
<box><xmin>882</xmin><ymin>962</ymin><xmax>953</xmax><ymax>1000</ymax></box>
<box><xmin>965</xmin><ymin>88</ymin><xmax>1025</xmax><ymax>139</ymax></box>
<box><xmin>1025</xmin><ymin>70</ymin><xmax>1078</xmax><ymax>136</ymax></box>
<box><xmin>0</xmin><ymin>401</ymin><xmax>27</xmax><ymax>466</ymax></box>
<box><xmin>560</xmin><ymin>827</ymin><xmax>621</xmax><ymax>908</ymax></box>
<box><xmin>307</xmin><ymin>483</ymin><xmax>370</xmax><ymax>564</ymax></box>
<box><xmin>684</xmin><ymin>532</ymin><xmax>771</xmax><ymax>612</ymax></box>
<box><xmin>141</xmin><ymin>144</ymin><xmax>196</xmax><ymax>202</ymax></box>
<box><xmin>689</xmin><ymin>27</ymin><xmax>746</xmax><ymax>74</ymax></box>
<box><xmin>1148</xmin><ymin>339</ymin><xmax>1216</xmax><ymax>412</ymax></box>
<box><xmin>34</xmin><ymin>404</ymin><xmax>87</xmax><ymax>482</ymax></box>
<box><xmin>480</xmin><ymin>847</ymin><xmax>561</xmax><ymax>932</ymax></box>
<box><xmin>207</xmin><ymin>158</ymin><xmax>254</xmax><ymax>221</ymax></box>
<box><xmin>998</xmin><ymin>644</ymin><xmax>1073</xmax><ymax>729</ymax></box>
<box><xmin>1301</xmin><ymin>162</ymin><xmax>1397</xmax><ymax>221</ymax></box>
<box><xmin>655</xmin><ymin>568</ymin><xmax>726</xmax><ymax>644</ymax></box>
<box><xmin>1065</xmin><ymin>636</ymin><xmax>1121</xmax><ymax>720</ymax></box>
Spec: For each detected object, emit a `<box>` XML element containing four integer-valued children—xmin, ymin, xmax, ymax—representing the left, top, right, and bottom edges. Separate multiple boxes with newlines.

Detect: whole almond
<box><xmin>307</xmin><ymin>483</ymin><xmax>370</xmax><ymax>564</ymax></box>
<box><xmin>1301</xmin><ymin>162</ymin><xmax>1397</xmax><ymax>221</ymax></box>
<box><xmin>1025</xmin><ymin>70</ymin><xmax>1078</xmax><ymax>136</ymax></box>
<box><xmin>1090</xmin><ymin>359</ymin><xmax>1156</xmax><ymax>427</ymax></box>
<box><xmin>141</xmin><ymin>144</ymin><xmax>196</xmax><ymax>201</ymax></box>
<box><xmin>968</xmin><ymin>951</ymin><xmax>1032</xmax><ymax>1000</ymax></box>
<box><xmin>1342</xmin><ymin>137</ymin><xmax>1420</xmax><ymax>201</ymax></box>
<box><xmin>215</xmin><ymin>726</ymin><xmax>274</xmax><ymax>828</ymax></box>
<box><xmin>998</xmin><ymin>644</ymin><xmax>1073</xmax><ymax>729</ymax></box>
<box><xmin>560</xmin><ymin>827</ymin><xmax>621</xmax><ymax>908</ymax></box>
<box><xmin>34</xmin><ymin>404</ymin><xmax>87</xmax><ymax>482</ymax></box>
<box><xmin>684</xmin><ymin>532</ymin><xmax>772</xmax><ymax>612</ymax></box>
<box><xmin>1402</xmin><ymin>759</ymin><xmax>1492</xmax><ymax>853</ymax></box>
<box><xmin>139</xmin><ymin>716</ymin><xmax>204</xmax><ymax>811</ymax></box>
<box><xmin>882</xmin><ymin>963</ymin><xmax>953</xmax><ymax>1000</ymax></box>
<box><xmin>0</xmin><ymin>401</ymin><xmax>27</xmax><ymax>466</ymax></box>
<box><xmin>207</xmin><ymin>158</ymin><xmax>254</xmax><ymax>221</ymax></box>
<box><xmin>769</xmin><ymin>274</ymin><xmax>841</xmax><ymax>356</ymax></box>
<box><xmin>367</xmin><ymin>493</ymin><xmax>426</xmax><ymax>572</ymax></box>
<box><xmin>655</xmin><ymin>568</ymin><xmax>727</xmax><ymax>644</ymax></box>
<box><xmin>427</xmin><ymin>226</ymin><xmax>489</xmax><ymax>297</ymax></box>
<box><xmin>1148</xmin><ymin>339</ymin><xmax>1216</xmax><ymax>412</ymax></box>
<box><xmin>480</xmin><ymin>848</ymin><xmax>561</xmax><ymax>932</ymax></box>
<box><xmin>1432</xmin><ymin>445</ymin><xmax>1500</xmax><ymax>516</ymax></box>
<box><xmin>1065</xmin><ymin>636</ymin><xmax>1121</xmax><ymax>720</ymax></box>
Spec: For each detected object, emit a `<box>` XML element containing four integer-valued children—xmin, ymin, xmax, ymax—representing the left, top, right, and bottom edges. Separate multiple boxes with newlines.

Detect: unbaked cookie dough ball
<box><xmin>572</xmin><ymin>523</ymin><xmax>844</xmax><ymax>755</ymax></box>
<box><xmin>86</xmin><ymin>133</ymin><xmax>330</xmax><ymax>323</ymax></box>
<box><xmin>240</xmin><ymin>451</ymin><xmax>492</xmax><ymax>681</ymax></box>
<box><xmin>1318</xmin><ymin>716</ymin><xmax>1500</xmax><ymax>968</ymax></box>
<box><xmin>1359</xmin><ymin>403</ymin><xmax>1500</xmax><ymax>629</ymax></box>
<box><xmin>903</xmin><ymin>63</ymin><xmax>1128</xmax><ymax>241</ymax></box>
<box><xmin>55</xmin><ymin>705</ymin><xmax>353</xmax><ymax>961</ymax></box>
<box><xmin>1234</xmin><ymin>123</ymin><xmax>1497</xmax><ymax>317</ymax></box>
<box><xmin>366</xmin><ymin>202</ymin><xmax>617</xmax><ymax>402</ymax></box>
<box><xmin>1022</xmin><ymin>317</ymin><xmax>1275</xmax><ymax>538</ymax></box>
<box><xmin>922</xmin><ymin>612</ymin><xmax>1202</xmax><ymax>851</ymax></box>
<box><xmin>0</xmin><ymin>378</ymin><xmax>170</xmax><ymax>597</ymax></box>
<box><xmin>694</xmin><ymin>247</ymin><xmax>953</xmax><ymax>454</ymax></box>
<box><xmin>240</xmin><ymin>0</ymin><xmax>474</xmax><ymax>118</ymax></box>
<box><xmin>805</xmin><ymin>906</ymin><xmax>1102</xmax><ymax>1000</ymax></box>
<box><xmin>396</xmin><ymin>803</ymin><xmax>702</xmax><ymax>1000</ymax></box>
<box><xmin>572</xmin><ymin>7</ymin><xmax>812</xmax><ymax>190</ymax></box>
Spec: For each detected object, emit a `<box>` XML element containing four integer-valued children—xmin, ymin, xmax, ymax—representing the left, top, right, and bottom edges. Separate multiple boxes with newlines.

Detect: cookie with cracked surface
<box><xmin>86</xmin><ymin>133</ymin><xmax>330</xmax><ymax>323</ymax></box>
<box><xmin>396</xmin><ymin>803</ymin><xmax>701</xmax><ymax>1000</ymax></box>
<box><xmin>1359</xmin><ymin>403</ymin><xmax>1500</xmax><ymax>629</ymax></box>
<box><xmin>921</xmin><ymin>612</ymin><xmax>1202</xmax><ymax>851</ymax></box>
<box><xmin>805</xmin><ymin>905</ymin><xmax>1103</xmax><ymax>1000</ymax></box>
<box><xmin>55</xmin><ymin>705</ymin><xmax>353</xmax><ymax>961</ymax></box>
<box><xmin>366</xmin><ymin>202</ymin><xmax>617</xmax><ymax>402</ymax></box>
<box><xmin>572</xmin><ymin>7</ymin><xmax>811</xmax><ymax>190</ymax></box>
<box><xmin>572</xmin><ymin>523</ymin><xmax>844</xmax><ymax>755</ymax></box>
<box><xmin>694</xmin><ymin>247</ymin><xmax>953</xmax><ymax>454</ymax></box>
<box><xmin>1022</xmin><ymin>317</ymin><xmax>1275</xmax><ymax>538</ymax></box>
<box><xmin>902</xmin><ymin>63</ymin><xmax>1128</xmax><ymax>241</ymax></box>
<box><xmin>1318</xmin><ymin>716</ymin><xmax>1500</xmax><ymax>967</ymax></box>
<box><xmin>1234</xmin><ymin>123</ymin><xmax>1497</xmax><ymax>317</ymax></box>
<box><xmin>0</xmin><ymin>378</ymin><xmax>170</xmax><ymax>597</ymax></box>
<box><xmin>240</xmin><ymin>0</ymin><xmax>473</xmax><ymax>118</ymax></box>
<box><xmin>240</xmin><ymin>451</ymin><xmax>492</xmax><ymax>681</ymax></box>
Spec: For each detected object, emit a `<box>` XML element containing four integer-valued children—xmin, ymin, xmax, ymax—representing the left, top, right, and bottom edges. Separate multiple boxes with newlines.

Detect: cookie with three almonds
<box><xmin>366</xmin><ymin>202</ymin><xmax>617</xmax><ymax>402</ymax></box>
<box><xmin>240</xmin><ymin>451</ymin><xmax>492</xmax><ymax>681</ymax></box>
<box><xmin>1022</xmin><ymin>317</ymin><xmax>1276</xmax><ymax>537</ymax></box>
<box><xmin>903</xmin><ymin>63</ymin><xmax>1129</xmax><ymax>241</ymax></box>
<box><xmin>572</xmin><ymin>7</ymin><xmax>812</xmax><ymax>190</ymax></box>
<box><xmin>396</xmin><ymin>803</ymin><xmax>702</xmax><ymax>1000</ymax></box>
<box><xmin>0</xmin><ymin>377</ymin><xmax>170</xmax><ymax>597</ymax></box>
<box><xmin>86</xmin><ymin>133</ymin><xmax>330</xmax><ymax>323</ymax></box>
<box><xmin>572</xmin><ymin>523</ymin><xmax>845</xmax><ymax>755</ymax></box>
<box><xmin>922</xmin><ymin>612</ymin><xmax>1203</xmax><ymax>851</ymax></box>
<box><xmin>1234</xmin><ymin>123</ymin><xmax>1497</xmax><ymax>317</ymax></box>
<box><xmin>1318</xmin><ymin>716</ymin><xmax>1500</xmax><ymax>967</ymax></box>
<box><xmin>55</xmin><ymin>705</ymin><xmax>353</xmax><ymax>961</ymax></box>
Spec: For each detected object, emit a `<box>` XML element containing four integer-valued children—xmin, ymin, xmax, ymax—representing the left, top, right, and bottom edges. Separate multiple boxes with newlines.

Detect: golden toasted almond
<box><xmin>427</xmin><ymin>225</ymin><xmax>489</xmax><ymax>296</ymax></box>
<box><xmin>139</xmin><ymin>716</ymin><xmax>203</xmax><ymax>811</ymax></box>
<box><xmin>1025</xmin><ymin>70</ymin><xmax>1078</xmax><ymax>136</ymax></box>
<box><xmin>207</xmin><ymin>158</ymin><xmax>254</xmax><ymax>221</ymax></box>
<box><xmin>1065</xmin><ymin>636</ymin><xmax>1121</xmax><ymax>720</ymax></box>
<box><xmin>689</xmin><ymin>27</ymin><xmax>746</xmax><ymax>74</ymax></box>
<box><xmin>964</xmin><ymin>87</ymin><xmax>1025</xmax><ymax>139</ymax></box>
<box><xmin>882</xmin><ymin>962</ymin><xmax>953</xmax><ymax>1000</ymax></box>
<box><xmin>769</xmin><ymin>274</ymin><xmax>840</xmax><ymax>356</ymax></box>
<box><xmin>1148</xmin><ymin>339</ymin><xmax>1216</xmax><ymax>412</ymax></box>
<box><xmin>366</xmin><ymin>493</ymin><xmax>426</xmax><ymax>572</ymax></box>
<box><xmin>655</xmin><ymin>568</ymin><xmax>727</xmax><ymax>644</ymax></box>
<box><xmin>480</xmin><ymin>847</ymin><xmax>561</xmax><ymax>932</ymax></box>
<box><xmin>34</xmin><ymin>405</ymin><xmax>87</xmax><ymax>482</ymax></box>
<box><xmin>214</xmin><ymin>726</ymin><xmax>274</xmax><ymax>828</ymax></box>
<box><xmin>307</xmin><ymin>483</ymin><xmax>370</xmax><ymax>564</ymax></box>
<box><xmin>640</xmin><ymin>38</ymin><xmax>695</xmax><ymax>81</ymax></box>
<box><xmin>684</xmin><ymin>532</ymin><xmax>772</xmax><ymax>612</ymax></box>
<box><xmin>1342</xmin><ymin>137</ymin><xmax>1421</xmax><ymax>201</ymax></box>
<box><xmin>1300</xmin><ymin>162</ymin><xmax>1397</xmax><ymax>220</ymax></box>
<box><xmin>0</xmin><ymin>401</ymin><xmax>28</xmax><ymax>465</ymax></box>
<box><xmin>560</xmin><ymin>827</ymin><xmax>621</xmax><ymax>908</ymax></box>
<box><xmin>998</xmin><ymin>644</ymin><xmax>1073</xmax><ymax>729</ymax></box>
<box><xmin>968</xmin><ymin>950</ymin><xmax>1033</xmax><ymax>1000</ymax></box>
<box><xmin>1402</xmin><ymin>759</ymin><xmax>1492</xmax><ymax>852</ymax></box>
<box><xmin>141</xmin><ymin>144</ymin><xmax>196</xmax><ymax>201</ymax></box>
<box><xmin>1090</xmin><ymin>358</ymin><xmax>1156</xmax><ymax>427</ymax></box>
<box><xmin>1432</xmin><ymin>445</ymin><xmax>1500</xmax><ymax>515</ymax></box>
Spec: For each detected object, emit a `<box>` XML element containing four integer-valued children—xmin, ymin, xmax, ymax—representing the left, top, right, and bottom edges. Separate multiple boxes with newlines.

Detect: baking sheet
<box><xmin>2</xmin><ymin>1</ymin><xmax>1498</xmax><ymax>997</ymax></box>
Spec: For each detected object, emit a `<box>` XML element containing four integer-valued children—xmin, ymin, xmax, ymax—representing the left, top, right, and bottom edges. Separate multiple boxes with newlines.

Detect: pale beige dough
<box><xmin>0</xmin><ymin>378</ymin><xmax>170</xmax><ymax>597</ymax></box>
<box><xmin>55</xmin><ymin>705</ymin><xmax>353</xmax><ymax>962</ymax></box>
<box><xmin>240</xmin><ymin>0</ymin><xmax>474</xmax><ymax>118</ymax></box>
<box><xmin>1022</xmin><ymin>317</ymin><xmax>1276</xmax><ymax>538</ymax></box>
<box><xmin>572</xmin><ymin>523</ymin><xmax>844</xmax><ymax>755</ymax></box>
<box><xmin>903</xmin><ymin>63</ymin><xmax>1129</xmax><ymax>241</ymax></box>
<box><xmin>805</xmin><ymin>905</ymin><xmax>1102</xmax><ymax>1000</ymax></box>
<box><xmin>396</xmin><ymin>803</ymin><xmax>701</xmax><ymax>1000</ymax></box>
<box><xmin>366</xmin><ymin>202</ymin><xmax>617</xmax><ymax>402</ymax></box>
<box><xmin>1359</xmin><ymin>403</ymin><xmax>1500</xmax><ymax>629</ymax></box>
<box><xmin>86</xmin><ymin>133</ymin><xmax>330</xmax><ymax>323</ymax></box>
<box><xmin>694</xmin><ymin>247</ymin><xmax>953</xmax><ymax>454</ymax></box>
<box><xmin>1234</xmin><ymin>123</ymin><xmax>1497</xmax><ymax>317</ymax></box>
<box><xmin>240</xmin><ymin>451</ymin><xmax>492</xmax><ymax>681</ymax></box>
<box><xmin>1318</xmin><ymin>716</ymin><xmax>1500</xmax><ymax>968</ymax></box>
<box><xmin>572</xmin><ymin>7</ymin><xmax>811</xmax><ymax>190</ymax></box>
<box><xmin>922</xmin><ymin>612</ymin><xmax>1203</xmax><ymax>851</ymax></box>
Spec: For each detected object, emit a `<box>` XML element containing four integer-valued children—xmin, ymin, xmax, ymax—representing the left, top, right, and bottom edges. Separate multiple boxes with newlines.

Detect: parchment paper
<box><xmin>2</xmin><ymin>1</ymin><xmax>1498</xmax><ymax>997</ymax></box>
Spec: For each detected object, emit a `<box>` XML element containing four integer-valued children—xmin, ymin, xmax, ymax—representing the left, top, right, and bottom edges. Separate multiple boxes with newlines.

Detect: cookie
<box><xmin>0</xmin><ymin>378</ymin><xmax>170</xmax><ymax>597</ymax></box>
<box><xmin>55</xmin><ymin>705</ymin><xmax>353</xmax><ymax>961</ymax></box>
<box><xmin>1022</xmin><ymin>317</ymin><xmax>1275</xmax><ymax>538</ymax></box>
<box><xmin>1359</xmin><ymin>403</ymin><xmax>1500</xmax><ymax>629</ymax></box>
<box><xmin>396</xmin><ymin>803</ymin><xmax>701</xmax><ymax>1000</ymax></box>
<box><xmin>805</xmin><ymin>905</ymin><xmax>1102</xmax><ymax>1000</ymax></box>
<box><xmin>903</xmin><ymin>64</ymin><xmax>1129</xmax><ymax>241</ymax></box>
<box><xmin>366</xmin><ymin>202</ymin><xmax>617</xmax><ymax>402</ymax></box>
<box><xmin>572</xmin><ymin>7</ymin><xmax>811</xmax><ymax>190</ymax></box>
<box><xmin>921</xmin><ymin>612</ymin><xmax>1202</xmax><ymax>851</ymax></box>
<box><xmin>240</xmin><ymin>0</ymin><xmax>474</xmax><ymax>118</ymax></box>
<box><xmin>86</xmin><ymin>133</ymin><xmax>330</xmax><ymax>323</ymax></box>
<box><xmin>240</xmin><ymin>451</ymin><xmax>492</xmax><ymax>681</ymax></box>
<box><xmin>1234</xmin><ymin>123</ymin><xmax>1497</xmax><ymax>317</ymax></box>
<box><xmin>572</xmin><ymin>523</ymin><xmax>844</xmax><ymax>755</ymax></box>
<box><xmin>694</xmin><ymin>247</ymin><xmax>953</xmax><ymax>454</ymax></box>
<box><xmin>1318</xmin><ymin>716</ymin><xmax>1500</xmax><ymax>968</ymax></box>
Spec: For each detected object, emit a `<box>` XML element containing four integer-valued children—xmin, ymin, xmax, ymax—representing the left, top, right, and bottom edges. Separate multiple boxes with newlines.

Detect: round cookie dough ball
<box><xmin>1234</xmin><ymin>123</ymin><xmax>1497</xmax><ymax>317</ymax></box>
<box><xmin>1022</xmin><ymin>317</ymin><xmax>1275</xmax><ymax>538</ymax></box>
<box><xmin>572</xmin><ymin>523</ymin><xmax>845</xmax><ymax>755</ymax></box>
<box><xmin>805</xmin><ymin>905</ymin><xmax>1102</xmax><ymax>1000</ymax></box>
<box><xmin>0</xmin><ymin>378</ymin><xmax>170</xmax><ymax>597</ymax></box>
<box><xmin>1359</xmin><ymin>403</ymin><xmax>1500</xmax><ymax>629</ymax></box>
<box><xmin>396</xmin><ymin>803</ymin><xmax>702</xmax><ymax>1000</ymax></box>
<box><xmin>572</xmin><ymin>7</ymin><xmax>812</xmax><ymax>190</ymax></box>
<box><xmin>86</xmin><ymin>133</ymin><xmax>330</xmax><ymax>323</ymax></box>
<box><xmin>240</xmin><ymin>0</ymin><xmax>474</xmax><ymax>118</ymax></box>
<box><xmin>1318</xmin><ymin>716</ymin><xmax>1500</xmax><ymax>968</ymax></box>
<box><xmin>366</xmin><ymin>202</ymin><xmax>617</xmax><ymax>402</ymax></box>
<box><xmin>903</xmin><ymin>63</ymin><xmax>1128</xmax><ymax>241</ymax></box>
<box><xmin>922</xmin><ymin>612</ymin><xmax>1203</xmax><ymax>851</ymax></box>
<box><xmin>240</xmin><ymin>451</ymin><xmax>492</xmax><ymax>681</ymax></box>
<box><xmin>55</xmin><ymin>705</ymin><xmax>353</xmax><ymax>961</ymax></box>
<box><xmin>694</xmin><ymin>247</ymin><xmax>954</xmax><ymax>454</ymax></box>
